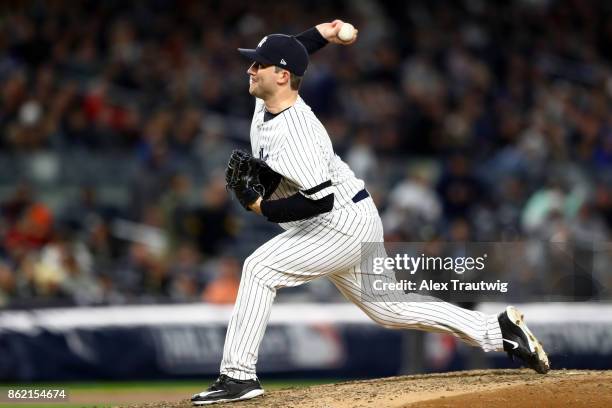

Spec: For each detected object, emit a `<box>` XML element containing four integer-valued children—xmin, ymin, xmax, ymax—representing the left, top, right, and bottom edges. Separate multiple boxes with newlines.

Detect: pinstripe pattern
<box><xmin>219</xmin><ymin>97</ymin><xmax>503</xmax><ymax>381</ymax></box>
<box><xmin>251</xmin><ymin>97</ymin><xmax>363</xmax><ymax>230</ymax></box>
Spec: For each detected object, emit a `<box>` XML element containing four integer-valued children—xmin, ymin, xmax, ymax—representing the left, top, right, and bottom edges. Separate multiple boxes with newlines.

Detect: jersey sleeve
<box><xmin>265</xmin><ymin>111</ymin><xmax>333</xmax><ymax>200</ymax></box>
<box><xmin>295</xmin><ymin>27</ymin><xmax>328</xmax><ymax>55</ymax></box>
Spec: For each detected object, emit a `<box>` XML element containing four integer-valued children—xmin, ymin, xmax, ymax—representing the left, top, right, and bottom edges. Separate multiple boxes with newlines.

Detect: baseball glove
<box><xmin>225</xmin><ymin>150</ymin><xmax>281</xmax><ymax>210</ymax></box>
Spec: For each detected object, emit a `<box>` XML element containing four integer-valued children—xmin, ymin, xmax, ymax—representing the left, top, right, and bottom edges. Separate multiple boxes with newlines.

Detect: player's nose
<box><xmin>247</xmin><ymin>62</ymin><xmax>257</xmax><ymax>75</ymax></box>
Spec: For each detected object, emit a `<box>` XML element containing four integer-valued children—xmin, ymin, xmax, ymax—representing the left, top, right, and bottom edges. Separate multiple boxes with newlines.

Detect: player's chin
<box><xmin>248</xmin><ymin>84</ymin><xmax>260</xmax><ymax>97</ymax></box>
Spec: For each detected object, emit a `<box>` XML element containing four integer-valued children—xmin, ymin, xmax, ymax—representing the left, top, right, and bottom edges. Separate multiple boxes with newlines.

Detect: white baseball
<box><xmin>337</xmin><ymin>22</ymin><xmax>355</xmax><ymax>41</ymax></box>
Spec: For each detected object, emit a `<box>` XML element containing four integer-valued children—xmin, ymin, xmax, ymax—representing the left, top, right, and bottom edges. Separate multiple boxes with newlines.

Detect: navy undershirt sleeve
<box><xmin>260</xmin><ymin>192</ymin><xmax>334</xmax><ymax>223</ymax></box>
<box><xmin>295</xmin><ymin>27</ymin><xmax>328</xmax><ymax>55</ymax></box>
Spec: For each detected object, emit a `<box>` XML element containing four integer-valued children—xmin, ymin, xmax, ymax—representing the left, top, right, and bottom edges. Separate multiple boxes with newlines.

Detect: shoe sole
<box><xmin>192</xmin><ymin>389</ymin><xmax>265</xmax><ymax>405</ymax></box>
<box><xmin>507</xmin><ymin>306</ymin><xmax>550</xmax><ymax>374</ymax></box>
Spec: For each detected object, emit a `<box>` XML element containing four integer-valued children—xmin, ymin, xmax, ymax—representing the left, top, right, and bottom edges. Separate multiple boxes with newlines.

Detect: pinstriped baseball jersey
<box><xmin>250</xmin><ymin>97</ymin><xmax>364</xmax><ymax>229</ymax></box>
<box><xmin>218</xmin><ymin>94</ymin><xmax>505</xmax><ymax>382</ymax></box>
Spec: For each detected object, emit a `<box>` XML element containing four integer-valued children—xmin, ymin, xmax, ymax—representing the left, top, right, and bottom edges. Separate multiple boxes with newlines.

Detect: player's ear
<box><xmin>276</xmin><ymin>69</ymin><xmax>290</xmax><ymax>86</ymax></box>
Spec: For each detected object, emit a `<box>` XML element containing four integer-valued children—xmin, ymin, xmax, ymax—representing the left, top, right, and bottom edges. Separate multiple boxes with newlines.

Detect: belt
<box><xmin>352</xmin><ymin>189</ymin><xmax>369</xmax><ymax>203</ymax></box>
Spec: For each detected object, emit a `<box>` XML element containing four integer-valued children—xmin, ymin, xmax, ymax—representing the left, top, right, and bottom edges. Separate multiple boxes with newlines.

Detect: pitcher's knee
<box><xmin>242</xmin><ymin>254</ymin><xmax>272</xmax><ymax>283</ymax></box>
<box><xmin>363</xmin><ymin>303</ymin><xmax>420</xmax><ymax>329</ymax></box>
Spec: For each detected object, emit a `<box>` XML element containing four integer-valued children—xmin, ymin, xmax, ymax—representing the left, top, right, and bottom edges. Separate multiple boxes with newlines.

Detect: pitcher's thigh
<box><xmin>246</xmin><ymin>219</ymin><xmax>376</xmax><ymax>288</ymax></box>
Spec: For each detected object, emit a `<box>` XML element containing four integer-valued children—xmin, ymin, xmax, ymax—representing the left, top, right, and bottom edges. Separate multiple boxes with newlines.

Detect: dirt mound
<box><xmin>124</xmin><ymin>369</ymin><xmax>612</xmax><ymax>408</ymax></box>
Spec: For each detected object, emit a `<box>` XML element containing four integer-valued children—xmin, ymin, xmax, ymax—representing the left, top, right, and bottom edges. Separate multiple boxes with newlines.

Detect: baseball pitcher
<box><xmin>191</xmin><ymin>20</ymin><xmax>549</xmax><ymax>405</ymax></box>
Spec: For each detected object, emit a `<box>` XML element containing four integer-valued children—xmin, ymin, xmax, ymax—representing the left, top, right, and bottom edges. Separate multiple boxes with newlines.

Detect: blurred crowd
<box><xmin>0</xmin><ymin>0</ymin><xmax>611</xmax><ymax>308</ymax></box>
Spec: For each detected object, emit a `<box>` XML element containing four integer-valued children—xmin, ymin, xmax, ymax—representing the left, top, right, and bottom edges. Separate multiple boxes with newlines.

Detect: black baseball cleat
<box><xmin>498</xmin><ymin>306</ymin><xmax>550</xmax><ymax>374</ymax></box>
<box><xmin>191</xmin><ymin>374</ymin><xmax>264</xmax><ymax>405</ymax></box>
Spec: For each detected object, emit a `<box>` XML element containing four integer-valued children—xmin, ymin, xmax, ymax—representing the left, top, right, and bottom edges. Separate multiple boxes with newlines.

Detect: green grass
<box><xmin>0</xmin><ymin>379</ymin><xmax>338</xmax><ymax>408</ymax></box>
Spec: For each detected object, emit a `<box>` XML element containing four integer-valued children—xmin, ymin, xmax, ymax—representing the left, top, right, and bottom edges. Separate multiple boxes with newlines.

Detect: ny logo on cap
<box><xmin>280</xmin><ymin>59</ymin><xmax>287</xmax><ymax>65</ymax></box>
<box><xmin>257</xmin><ymin>36</ymin><xmax>268</xmax><ymax>48</ymax></box>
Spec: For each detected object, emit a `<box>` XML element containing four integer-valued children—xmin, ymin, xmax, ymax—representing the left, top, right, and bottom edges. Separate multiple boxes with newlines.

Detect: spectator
<box><xmin>383</xmin><ymin>165</ymin><xmax>441</xmax><ymax>240</ymax></box>
<box><xmin>175</xmin><ymin>173</ymin><xmax>237</xmax><ymax>257</ymax></box>
<box><xmin>0</xmin><ymin>262</ymin><xmax>16</xmax><ymax>307</ymax></box>
<box><xmin>168</xmin><ymin>243</ymin><xmax>204</xmax><ymax>302</ymax></box>
<box><xmin>202</xmin><ymin>257</ymin><xmax>241</xmax><ymax>304</ymax></box>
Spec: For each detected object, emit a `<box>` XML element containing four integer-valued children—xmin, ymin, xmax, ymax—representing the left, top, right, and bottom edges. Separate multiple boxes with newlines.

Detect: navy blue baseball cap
<box><xmin>238</xmin><ymin>34</ymin><xmax>309</xmax><ymax>76</ymax></box>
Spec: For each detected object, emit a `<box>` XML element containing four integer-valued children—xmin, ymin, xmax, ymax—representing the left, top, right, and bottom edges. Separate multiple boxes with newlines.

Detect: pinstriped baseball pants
<box><xmin>220</xmin><ymin>198</ymin><xmax>503</xmax><ymax>380</ymax></box>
